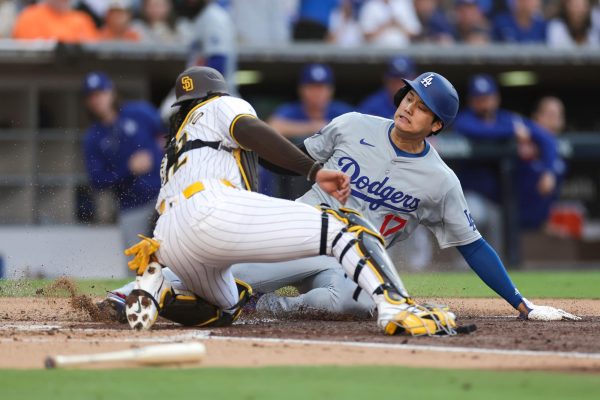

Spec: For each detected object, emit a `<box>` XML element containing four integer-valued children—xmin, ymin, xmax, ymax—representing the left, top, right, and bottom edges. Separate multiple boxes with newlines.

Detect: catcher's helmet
<box><xmin>172</xmin><ymin>66</ymin><xmax>229</xmax><ymax>107</ymax></box>
<box><xmin>393</xmin><ymin>72</ymin><xmax>459</xmax><ymax>128</ymax></box>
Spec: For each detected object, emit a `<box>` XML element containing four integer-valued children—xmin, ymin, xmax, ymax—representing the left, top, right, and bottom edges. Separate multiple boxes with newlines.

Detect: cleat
<box><xmin>125</xmin><ymin>262</ymin><xmax>172</xmax><ymax>331</ymax></box>
<box><xmin>242</xmin><ymin>292</ymin><xmax>264</xmax><ymax>314</ymax></box>
<box><xmin>96</xmin><ymin>291</ymin><xmax>127</xmax><ymax>323</ymax></box>
<box><xmin>377</xmin><ymin>300</ymin><xmax>457</xmax><ymax>336</ymax></box>
<box><xmin>255</xmin><ymin>292</ymin><xmax>284</xmax><ymax>317</ymax></box>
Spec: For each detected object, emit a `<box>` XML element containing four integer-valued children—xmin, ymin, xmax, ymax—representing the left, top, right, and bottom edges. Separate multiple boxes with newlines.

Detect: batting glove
<box><xmin>521</xmin><ymin>298</ymin><xmax>582</xmax><ymax>321</ymax></box>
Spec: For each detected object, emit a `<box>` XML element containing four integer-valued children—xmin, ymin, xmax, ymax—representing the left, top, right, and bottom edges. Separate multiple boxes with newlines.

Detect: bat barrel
<box><xmin>44</xmin><ymin>342</ymin><xmax>206</xmax><ymax>369</ymax></box>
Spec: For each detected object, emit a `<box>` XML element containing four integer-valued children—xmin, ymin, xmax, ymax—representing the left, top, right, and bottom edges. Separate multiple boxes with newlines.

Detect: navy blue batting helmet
<box><xmin>393</xmin><ymin>72</ymin><xmax>459</xmax><ymax>129</ymax></box>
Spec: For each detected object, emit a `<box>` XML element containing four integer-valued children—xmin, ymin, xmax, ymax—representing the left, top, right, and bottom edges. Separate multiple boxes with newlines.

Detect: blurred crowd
<box><xmin>2</xmin><ymin>0</ymin><xmax>600</xmax><ymax>48</ymax></box>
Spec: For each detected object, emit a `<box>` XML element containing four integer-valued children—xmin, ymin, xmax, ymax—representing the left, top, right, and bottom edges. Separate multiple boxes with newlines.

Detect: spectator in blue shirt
<box><xmin>518</xmin><ymin>96</ymin><xmax>567</xmax><ymax>230</ymax></box>
<box><xmin>293</xmin><ymin>0</ymin><xmax>341</xmax><ymax>41</ymax></box>
<box><xmin>269</xmin><ymin>63</ymin><xmax>353</xmax><ymax>138</ymax></box>
<box><xmin>82</xmin><ymin>71</ymin><xmax>164</xmax><ymax>250</ymax></box>
<box><xmin>454</xmin><ymin>0</ymin><xmax>492</xmax><ymax>44</ymax></box>
<box><xmin>453</xmin><ymin>74</ymin><xmax>558</xmax><ymax>246</ymax></box>
<box><xmin>413</xmin><ymin>0</ymin><xmax>454</xmax><ymax>44</ymax></box>
<box><xmin>264</xmin><ymin>63</ymin><xmax>352</xmax><ymax>197</ymax></box>
<box><xmin>358</xmin><ymin>55</ymin><xmax>418</xmax><ymax>119</ymax></box>
<box><xmin>492</xmin><ymin>0</ymin><xmax>547</xmax><ymax>43</ymax></box>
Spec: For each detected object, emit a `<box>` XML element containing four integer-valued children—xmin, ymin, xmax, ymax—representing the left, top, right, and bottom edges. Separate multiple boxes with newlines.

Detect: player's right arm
<box><xmin>232</xmin><ymin>116</ymin><xmax>349</xmax><ymax>204</ymax></box>
<box><xmin>256</xmin><ymin>112</ymin><xmax>347</xmax><ymax>174</ymax></box>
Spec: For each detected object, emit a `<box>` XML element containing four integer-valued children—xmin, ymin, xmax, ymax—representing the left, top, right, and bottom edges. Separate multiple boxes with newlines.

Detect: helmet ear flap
<box><xmin>393</xmin><ymin>86</ymin><xmax>411</xmax><ymax>108</ymax></box>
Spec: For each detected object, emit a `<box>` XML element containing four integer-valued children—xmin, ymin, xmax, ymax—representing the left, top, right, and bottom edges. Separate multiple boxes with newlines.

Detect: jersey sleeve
<box><xmin>427</xmin><ymin>182</ymin><xmax>482</xmax><ymax>249</ymax></box>
<box><xmin>218</xmin><ymin>97</ymin><xmax>258</xmax><ymax>149</ymax></box>
<box><xmin>303</xmin><ymin>114</ymin><xmax>345</xmax><ymax>162</ymax></box>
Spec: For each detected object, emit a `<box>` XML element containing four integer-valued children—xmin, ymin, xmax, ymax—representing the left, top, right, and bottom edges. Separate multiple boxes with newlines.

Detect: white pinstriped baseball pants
<box><xmin>153</xmin><ymin>180</ymin><xmax>385</xmax><ymax>310</ymax></box>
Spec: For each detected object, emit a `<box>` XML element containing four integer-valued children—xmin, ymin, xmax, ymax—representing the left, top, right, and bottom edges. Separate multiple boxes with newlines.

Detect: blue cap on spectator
<box><xmin>82</xmin><ymin>72</ymin><xmax>113</xmax><ymax>95</ymax></box>
<box><xmin>299</xmin><ymin>64</ymin><xmax>334</xmax><ymax>85</ymax></box>
<box><xmin>386</xmin><ymin>56</ymin><xmax>417</xmax><ymax>79</ymax></box>
<box><xmin>468</xmin><ymin>74</ymin><xmax>498</xmax><ymax>97</ymax></box>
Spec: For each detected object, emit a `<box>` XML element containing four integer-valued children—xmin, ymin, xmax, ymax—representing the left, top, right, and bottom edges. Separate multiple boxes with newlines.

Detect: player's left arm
<box><xmin>232</xmin><ymin>116</ymin><xmax>350</xmax><ymax>204</ymax></box>
<box><xmin>431</xmin><ymin>183</ymin><xmax>526</xmax><ymax>311</ymax></box>
<box><xmin>437</xmin><ymin>183</ymin><xmax>580</xmax><ymax>321</ymax></box>
<box><xmin>457</xmin><ymin>239</ymin><xmax>580</xmax><ymax>321</ymax></box>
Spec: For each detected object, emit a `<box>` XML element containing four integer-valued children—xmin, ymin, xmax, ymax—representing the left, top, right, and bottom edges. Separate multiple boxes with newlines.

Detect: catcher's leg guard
<box><xmin>320</xmin><ymin>206</ymin><xmax>457</xmax><ymax>336</ymax></box>
<box><xmin>159</xmin><ymin>279</ymin><xmax>253</xmax><ymax>327</ymax></box>
<box><xmin>320</xmin><ymin>206</ymin><xmax>409</xmax><ymax>302</ymax></box>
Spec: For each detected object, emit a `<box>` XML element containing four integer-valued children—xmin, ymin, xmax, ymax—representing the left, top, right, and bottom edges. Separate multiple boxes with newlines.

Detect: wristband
<box><xmin>307</xmin><ymin>162</ymin><xmax>324</xmax><ymax>182</ymax></box>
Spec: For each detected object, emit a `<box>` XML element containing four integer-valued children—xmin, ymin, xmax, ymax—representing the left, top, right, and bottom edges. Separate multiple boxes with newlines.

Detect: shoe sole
<box><xmin>125</xmin><ymin>291</ymin><xmax>157</xmax><ymax>331</ymax></box>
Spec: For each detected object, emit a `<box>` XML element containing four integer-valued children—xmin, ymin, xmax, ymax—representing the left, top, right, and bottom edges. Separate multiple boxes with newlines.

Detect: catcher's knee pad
<box><xmin>318</xmin><ymin>205</ymin><xmax>410</xmax><ymax>303</ymax></box>
<box><xmin>159</xmin><ymin>279</ymin><xmax>252</xmax><ymax>327</ymax></box>
<box><xmin>386</xmin><ymin>303</ymin><xmax>457</xmax><ymax>336</ymax></box>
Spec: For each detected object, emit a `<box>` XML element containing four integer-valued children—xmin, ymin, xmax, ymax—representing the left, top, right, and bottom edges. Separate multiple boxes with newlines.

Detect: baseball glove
<box><xmin>386</xmin><ymin>303</ymin><xmax>458</xmax><ymax>336</ymax></box>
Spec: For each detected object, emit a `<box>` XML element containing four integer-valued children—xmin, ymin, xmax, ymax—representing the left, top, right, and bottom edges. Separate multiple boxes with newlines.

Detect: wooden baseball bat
<box><xmin>44</xmin><ymin>342</ymin><xmax>206</xmax><ymax>369</ymax></box>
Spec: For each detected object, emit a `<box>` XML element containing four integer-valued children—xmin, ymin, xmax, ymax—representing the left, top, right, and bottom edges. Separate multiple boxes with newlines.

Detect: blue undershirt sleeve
<box><xmin>457</xmin><ymin>238</ymin><xmax>524</xmax><ymax>309</ymax></box>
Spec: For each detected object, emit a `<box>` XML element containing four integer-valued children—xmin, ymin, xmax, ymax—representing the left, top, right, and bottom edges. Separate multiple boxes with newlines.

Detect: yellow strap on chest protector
<box><xmin>183</xmin><ymin>182</ymin><xmax>205</xmax><ymax>198</ymax></box>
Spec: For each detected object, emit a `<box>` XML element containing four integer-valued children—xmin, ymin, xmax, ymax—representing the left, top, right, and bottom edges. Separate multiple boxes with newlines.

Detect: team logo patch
<box><xmin>464</xmin><ymin>209</ymin><xmax>477</xmax><ymax>231</ymax></box>
<box><xmin>420</xmin><ymin>73</ymin><xmax>435</xmax><ymax>88</ymax></box>
<box><xmin>182</xmin><ymin>76</ymin><xmax>194</xmax><ymax>92</ymax></box>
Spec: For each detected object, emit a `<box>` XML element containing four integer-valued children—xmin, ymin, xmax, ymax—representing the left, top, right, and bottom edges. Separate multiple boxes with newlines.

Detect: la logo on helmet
<box><xmin>420</xmin><ymin>74</ymin><xmax>435</xmax><ymax>87</ymax></box>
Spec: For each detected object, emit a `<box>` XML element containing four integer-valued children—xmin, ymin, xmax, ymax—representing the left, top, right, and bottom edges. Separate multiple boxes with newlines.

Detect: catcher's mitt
<box><xmin>385</xmin><ymin>303</ymin><xmax>458</xmax><ymax>336</ymax></box>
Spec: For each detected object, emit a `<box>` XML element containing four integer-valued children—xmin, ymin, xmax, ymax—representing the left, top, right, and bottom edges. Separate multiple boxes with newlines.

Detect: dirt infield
<box><xmin>1</xmin><ymin>296</ymin><xmax>599</xmax><ymax>371</ymax></box>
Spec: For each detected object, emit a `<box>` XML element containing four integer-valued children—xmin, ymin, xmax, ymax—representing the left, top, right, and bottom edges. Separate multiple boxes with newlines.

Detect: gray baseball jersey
<box><xmin>300</xmin><ymin>112</ymin><xmax>481</xmax><ymax>249</ymax></box>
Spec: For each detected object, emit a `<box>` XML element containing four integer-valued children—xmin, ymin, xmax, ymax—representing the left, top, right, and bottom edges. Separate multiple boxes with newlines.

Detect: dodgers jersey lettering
<box><xmin>156</xmin><ymin>96</ymin><xmax>256</xmax><ymax>211</ymax></box>
<box><xmin>301</xmin><ymin>112</ymin><xmax>481</xmax><ymax>249</ymax></box>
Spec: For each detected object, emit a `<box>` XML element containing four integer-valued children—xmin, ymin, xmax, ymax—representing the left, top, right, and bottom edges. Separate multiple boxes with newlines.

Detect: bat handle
<box><xmin>45</xmin><ymin>357</ymin><xmax>57</xmax><ymax>369</ymax></box>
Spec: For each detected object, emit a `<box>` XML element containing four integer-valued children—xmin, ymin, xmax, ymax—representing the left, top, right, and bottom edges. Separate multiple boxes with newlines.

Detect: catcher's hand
<box><xmin>521</xmin><ymin>298</ymin><xmax>581</xmax><ymax>321</ymax></box>
<box><xmin>124</xmin><ymin>235</ymin><xmax>160</xmax><ymax>275</ymax></box>
<box><xmin>315</xmin><ymin>169</ymin><xmax>350</xmax><ymax>205</ymax></box>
